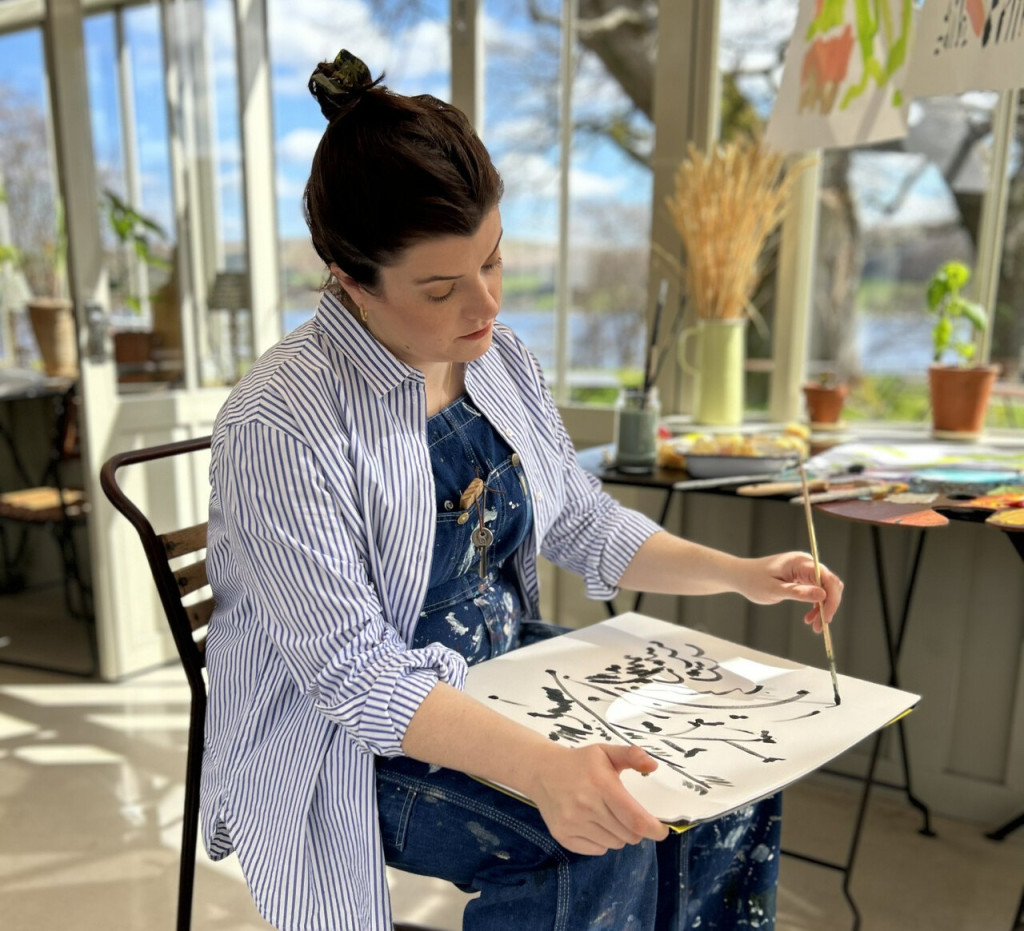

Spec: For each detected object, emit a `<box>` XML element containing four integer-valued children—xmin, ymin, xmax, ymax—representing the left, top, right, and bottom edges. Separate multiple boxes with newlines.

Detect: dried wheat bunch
<box><xmin>666</xmin><ymin>139</ymin><xmax>806</xmax><ymax>321</ymax></box>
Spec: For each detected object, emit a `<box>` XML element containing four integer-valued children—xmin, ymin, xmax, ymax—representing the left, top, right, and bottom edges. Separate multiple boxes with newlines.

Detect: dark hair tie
<box><xmin>308</xmin><ymin>49</ymin><xmax>379</xmax><ymax>120</ymax></box>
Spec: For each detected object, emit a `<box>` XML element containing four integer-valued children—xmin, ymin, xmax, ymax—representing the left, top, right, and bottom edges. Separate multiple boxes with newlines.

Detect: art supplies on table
<box><xmin>463</xmin><ymin>613</ymin><xmax>918</xmax><ymax>827</ymax></box>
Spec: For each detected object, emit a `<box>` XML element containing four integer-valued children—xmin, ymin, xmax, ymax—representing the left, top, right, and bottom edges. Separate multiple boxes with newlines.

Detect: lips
<box><xmin>463</xmin><ymin>323</ymin><xmax>493</xmax><ymax>340</ymax></box>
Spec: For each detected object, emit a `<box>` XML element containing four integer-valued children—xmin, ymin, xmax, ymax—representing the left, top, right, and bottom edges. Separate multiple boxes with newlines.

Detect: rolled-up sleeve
<box><xmin>525</xmin><ymin>362</ymin><xmax>662</xmax><ymax>600</ymax></box>
<box><xmin>213</xmin><ymin>420</ymin><xmax>466</xmax><ymax>756</ymax></box>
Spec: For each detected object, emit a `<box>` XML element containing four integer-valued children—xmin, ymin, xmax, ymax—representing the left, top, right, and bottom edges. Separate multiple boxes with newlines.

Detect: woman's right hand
<box><xmin>523</xmin><ymin>743</ymin><xmax>669</xmax><ymax>855</ymax></box>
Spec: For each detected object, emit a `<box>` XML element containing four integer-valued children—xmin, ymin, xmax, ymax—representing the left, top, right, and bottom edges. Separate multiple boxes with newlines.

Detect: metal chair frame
<box><xmin>100</xmin><ymin>435</ymin><xmax>213</xmax><ymax>931</ymax></box>
<box><xmin>100</xmin><ymin>434</ymin><xmax>442</xmax><ymax>931</ymax></box>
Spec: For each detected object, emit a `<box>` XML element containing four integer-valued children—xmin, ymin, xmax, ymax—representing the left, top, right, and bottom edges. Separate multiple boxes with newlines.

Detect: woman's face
<box><xmin>338</xmin><ymin>206</ymin><xmax>504</xmax><ymax>373</ymax></box>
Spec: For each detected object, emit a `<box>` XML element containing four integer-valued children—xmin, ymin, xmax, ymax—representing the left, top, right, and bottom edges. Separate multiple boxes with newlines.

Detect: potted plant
<box><xmin>925</xmin><ymin>260</ymin><xmax>998</xmax><ymax>438</ymax></box>
<box><xmin>25</xmin><ymin>200</ymin><xmax>78</xmax><ymax>378</ymax></box>
<box><xmin>102</xmin><ymin>189</ymin><xmax>170</xmax><ymax>366</ymax></box>
<box><xmin>802</xmin><ymin>370</ymin><xmax>849</xmax><ymax>426</ymax></box>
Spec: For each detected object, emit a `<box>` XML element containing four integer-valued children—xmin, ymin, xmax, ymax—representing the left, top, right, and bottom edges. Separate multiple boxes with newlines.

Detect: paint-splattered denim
<box><xmin>378</xmin><ymin>755</ymin><xmax>780</xmax><ymax>930</ymax></box>
<box><xmin>413</xmin><ymin>395</ymin><xmax>532</xmax><ymax>664</ymax></box>
<box><xmin>378</xmin><ymin>621</ymin><xmax>781</xmax><ymax>930</ymax></box>
<box><xmin>377</xmin><ymin>399</ymin><xmax>782</xmax><ymax>928</ymax></box>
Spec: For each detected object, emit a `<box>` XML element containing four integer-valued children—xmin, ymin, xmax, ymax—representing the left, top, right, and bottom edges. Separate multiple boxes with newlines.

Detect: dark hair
<box><xmin>303</xmin><ymin>50</ymin><xmax>504</xmax><ymax>303</ymax></box>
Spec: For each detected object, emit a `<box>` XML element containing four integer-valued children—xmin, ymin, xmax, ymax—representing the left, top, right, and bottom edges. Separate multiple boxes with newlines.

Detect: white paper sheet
<box><xmin>464</xmin><ymin>614</ymin><xmax>919</xmax><ymax>825</ymax></box>
<box><xmin>903</xmin><ymin>0</ymin><xmax>1024</xmax><ymax>97</ymax></box>
<box><xmin>765</xmin><ymin>0</ymin><xmax>912</xmax><ymax>153</ymax></box>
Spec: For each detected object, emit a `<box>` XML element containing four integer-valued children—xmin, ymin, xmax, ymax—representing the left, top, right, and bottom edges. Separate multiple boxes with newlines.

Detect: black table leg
<box><xmin>869</xmin><ymin>525</ymin><xmax>935</xmax><ymax>836</ymax></box>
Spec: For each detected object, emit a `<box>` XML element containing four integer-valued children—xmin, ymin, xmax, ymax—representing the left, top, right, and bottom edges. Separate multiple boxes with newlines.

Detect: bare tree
<box><xmin>0</xmin><ymin>87</ymin><xmax>60</xmax><ymax>297</ymax></box>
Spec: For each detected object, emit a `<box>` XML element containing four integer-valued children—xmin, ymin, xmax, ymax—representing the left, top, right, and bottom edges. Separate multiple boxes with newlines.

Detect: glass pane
<box><xmin>85</xmin><ymin>3</ymin><xmax>181</xmax><ymax>390</ymax></box>
<box><xmin>199</xmin><ymin>0</ymin><xmax>249</xmax><ymax>385</ymax></box>
<box><xmin>0</xmin><ymin>28</ymin><xmax>62</xmax><ymax>370</ymax></box>
<box><xmin>487</xmin><ymin>1</ymin><xmax>653</xmax><ymax>405</ymax></box>
<box><xmin>485</xmin><ymin>1</ymin><xmax>560</xmax><ymax>385</ymax></box>
<box><xmin>269</xmin><ymin>0</ymin><xmax>452</xmax><ymax>337</ymax></box>
<box><xmin>718</xmin><ymin>0</ymin><xmax>800</xmax><ymax>415</ymax></box>
<box><xmin>990</xmin><ymin>92</ymin><xmax>1024</xmax><ymax>427</ymax></box>
<box><xmin>819</xmin><ymin>95</ymin><xmax>996</xmax><ymax>425</ymax></box>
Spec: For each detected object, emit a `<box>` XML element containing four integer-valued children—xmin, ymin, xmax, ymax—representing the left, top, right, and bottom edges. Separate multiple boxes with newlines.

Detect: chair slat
<box><xmin>162</xmin><ymin>521</ymin><xmax>208</xmax><ymax>559</ymax></box>
<box><xmin>186</xmin><ymin>596</ymin><xmax>215</xmax><ymax>632</ymax></box>
<box><xmin>174</xmin><ymin>559</ymin><xmax>209</xmax><ymax>597</ymax></box>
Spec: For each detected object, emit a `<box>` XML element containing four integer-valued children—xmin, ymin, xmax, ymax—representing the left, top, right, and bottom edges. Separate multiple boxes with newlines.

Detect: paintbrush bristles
<box><xmin>666</xmin><ymin>139</ymin><xmax>809</xmax><ymax>322</ymax></box>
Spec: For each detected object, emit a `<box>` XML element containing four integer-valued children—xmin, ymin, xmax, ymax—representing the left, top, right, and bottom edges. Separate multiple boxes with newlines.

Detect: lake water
<box><xmin>283</xmin><ymin>309</ymin><xmax>937</xmax><ymax>376</ymax></box>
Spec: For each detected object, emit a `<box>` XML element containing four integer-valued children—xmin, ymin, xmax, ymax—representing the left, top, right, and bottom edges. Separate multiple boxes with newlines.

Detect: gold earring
<box><xmin>359</xmin><ymin>305</ymin><xmax>367</xmax><ymax>323</ymax></box>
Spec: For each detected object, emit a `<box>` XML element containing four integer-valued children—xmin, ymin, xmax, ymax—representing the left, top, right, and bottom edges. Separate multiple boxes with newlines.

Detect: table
<box><xmin>0</xmin><ymin>371</ymin><xmax>96</xmax><ymax>677</ymax></box>
<box><xmin>0</xmin><ymin>371</ymin><xmax>76</xmax><ymax>488</ymax></box>
<box><xmin>576</xmin><ymin>444</ymin><xmax>993</xmax><ymax>930</ymax></box>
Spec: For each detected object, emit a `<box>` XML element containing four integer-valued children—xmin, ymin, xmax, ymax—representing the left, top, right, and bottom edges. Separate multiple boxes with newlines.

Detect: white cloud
<box><xmin>277</xmin><ymin>128</ymin><xmax>323</xmax><ymax>166</ymax></box>
<box><xmin>268</xmin><ymin>0</ymin><xmax>449</xmax><ymax>100</ymax></box>
<box><xmin>497</xmin><ymin>151</ymin><xmax>629</xmax><ymax>202</ymax></box>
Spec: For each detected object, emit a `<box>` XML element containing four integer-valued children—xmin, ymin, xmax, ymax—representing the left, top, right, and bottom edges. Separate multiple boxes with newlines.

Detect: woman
<box><xmin>201</xmin><ymin>50</ymin><xmax>843</xmax><ymax>931</ymax></box>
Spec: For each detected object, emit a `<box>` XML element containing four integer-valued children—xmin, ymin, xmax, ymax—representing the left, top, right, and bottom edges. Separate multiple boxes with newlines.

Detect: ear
<box><xmin>330</xmin><ymin>264</ymin><xmax>369</xmax><ymax>302</ymax></box>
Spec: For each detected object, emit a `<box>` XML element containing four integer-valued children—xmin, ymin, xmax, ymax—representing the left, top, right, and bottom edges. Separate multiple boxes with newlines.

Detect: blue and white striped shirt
<box><xmin>200</xmin><ymin>292</ymin><xmax>660</xmax><ymax>930</ymax></box>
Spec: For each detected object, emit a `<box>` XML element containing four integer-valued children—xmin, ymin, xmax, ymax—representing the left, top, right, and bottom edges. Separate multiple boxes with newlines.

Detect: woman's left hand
<box><xmin>738</xmin><ymin>551</ymin><xmax>844</xmax><ymax>633</ymax></box>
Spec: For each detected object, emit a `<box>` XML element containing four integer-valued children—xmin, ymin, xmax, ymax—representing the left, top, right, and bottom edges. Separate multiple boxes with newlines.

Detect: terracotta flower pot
<box><xmin>28</xmin><ymin>297</ymin><xmax>78</xmax><ymax>377</ymax></box>
<box><xmin>928</xmin><ymin>364</ymin><xmax>999</xmax><ymax>438</ymax></box>
<box><xmin>802</xmin><ymin>382</ymin><xmax>848</xmax><ymax>425</ymax></box>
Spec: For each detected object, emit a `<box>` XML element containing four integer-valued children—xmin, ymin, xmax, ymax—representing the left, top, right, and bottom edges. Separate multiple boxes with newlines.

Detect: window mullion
<box><xmin>975</xmin><ymin>88</ymin><xmax>1018</xmax><ymax>364</ymax></box>
<box><xmin>554</xmin><ymin>0</ymin><xmax>576</xmax><ymax>406</ymax></box>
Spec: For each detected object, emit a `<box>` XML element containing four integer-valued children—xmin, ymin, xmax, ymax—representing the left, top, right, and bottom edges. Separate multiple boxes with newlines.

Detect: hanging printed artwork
<box><xmin>765</xmin><ymin>0</ymin><xmax>914</xmax><ymax>153</ymax></box>
<box><xmin>464</xmin><ymin>613</ymin><xmax>918</xmax><ymax>825</ymax></box>
<box><xmin>903</xmin><ymin>0</ymin><xmax>1024</xmax><ymax>97</ymax></box>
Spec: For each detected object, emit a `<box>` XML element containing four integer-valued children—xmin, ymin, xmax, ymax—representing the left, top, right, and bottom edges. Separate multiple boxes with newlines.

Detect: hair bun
<box><xmin>309</xmin><ymin>50</ymin><xmax>376</xmax><ymax>120</ymax></box>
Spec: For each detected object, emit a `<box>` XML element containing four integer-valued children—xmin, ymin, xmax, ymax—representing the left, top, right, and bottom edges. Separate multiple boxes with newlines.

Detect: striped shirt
<box><xmin>200</xmin><ymin>292</ymin><xmax>660</xmax><ymax>930</ymax></box>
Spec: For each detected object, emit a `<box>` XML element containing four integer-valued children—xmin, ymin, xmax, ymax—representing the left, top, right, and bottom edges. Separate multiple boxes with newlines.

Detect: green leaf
<box><xmin>961</xmin><ymin>301</ymin><xmax>988</xmax><ymax>333</ymax></box>
<box><xmin>933</xmin><ymin>316</ymin><xmax>952</xmax><ymax>362</ymax></box>
<box><xmin>954</xmin><ymin>341</ymin><xmax>976</xmax><ymax>362</ymax></box>
<box><xmin>942</xmin><ymin>261</ymin><xmax>970</xmax><ymax>291</ymax></box>
<box><xmin>926</xmin><ymin>276</ymin><xmax>949</xmax><ymax>310</ymax></box>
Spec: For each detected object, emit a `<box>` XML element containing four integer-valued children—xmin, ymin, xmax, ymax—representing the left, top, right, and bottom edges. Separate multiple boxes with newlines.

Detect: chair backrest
<box><xmin>99</xmin><ymin>435</ymin><xmax>213</xmax><ymax>694</ymax></box>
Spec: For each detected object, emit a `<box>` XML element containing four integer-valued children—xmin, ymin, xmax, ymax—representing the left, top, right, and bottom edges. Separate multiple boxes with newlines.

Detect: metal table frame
<box><xmin>577</xmin><ymin>446</ymin><xmax>936</xmax><ymax>931</ymax></box>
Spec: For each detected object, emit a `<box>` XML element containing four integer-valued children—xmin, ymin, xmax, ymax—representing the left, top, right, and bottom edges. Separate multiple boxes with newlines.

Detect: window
<box><xmin>990</xmin><ymin>91</ymin><xmax>1024</xmax><ymax>426</ymax></box>
<box><xmin>485</xmin><ymin>1</ymin><xmax>654</xmax><ymax>404</ymax></box>
<box><xmin>84</xmin><ymin>4</ymin><xmax>181</xmax><ymax>388</ymax></box>
<box><xmin>269</xmin><ymin>0</ymin><xmax>452</xmax><ymax>336</ymax></box>
<box><xmin>0</xmin><ymin>27</ymin><xmax>60</xmax><ymax>368</ymax></box>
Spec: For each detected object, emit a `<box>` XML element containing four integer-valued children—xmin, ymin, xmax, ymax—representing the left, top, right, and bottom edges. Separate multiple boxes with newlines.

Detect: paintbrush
<box><xmin>797</xmin><ymin>459</ymin><xmax>842</xmax><ymax>706</ymax></box>
<box><xmin>641</xmin><ymin>278</ymin><xmax>669</xmax><ymax>404</ymax></box>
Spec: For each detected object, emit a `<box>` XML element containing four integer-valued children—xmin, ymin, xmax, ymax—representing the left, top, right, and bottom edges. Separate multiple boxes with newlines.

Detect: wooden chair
<box><xmin>100</xmin><ymin>436</ymin><xmax>443</xmax><ymax>931</ymax></box>
<box><xmin>0</xmin><ymin>382</ymin><xmax>92</xmax><ymax>622</ymax></box>
<box><xmin>100</xmin><ymin>435</ymin><xmax>213</xmax><ymax>931</ymax></box>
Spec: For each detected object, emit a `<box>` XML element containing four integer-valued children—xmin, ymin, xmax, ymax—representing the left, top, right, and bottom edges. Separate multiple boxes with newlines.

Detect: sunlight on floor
<box><xmin>1</xmin><ymin>661</ymin><xmax>1021</xmax><ymax>931</ymax></box>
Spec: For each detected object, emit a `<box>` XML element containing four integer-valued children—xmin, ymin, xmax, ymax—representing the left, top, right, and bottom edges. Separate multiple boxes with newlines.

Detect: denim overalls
<box><xmin>375</xmin><ymin>396</ymin><xmax>781</xmax><ymax>930</ymax></box>
<box><xmin>412</xmin><ymin>395</ymin><xmax>533</xmax><ymax>663</ymax></box>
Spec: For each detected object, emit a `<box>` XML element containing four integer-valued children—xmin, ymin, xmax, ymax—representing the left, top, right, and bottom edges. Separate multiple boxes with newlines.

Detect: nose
<box><xmin>474</xmin><ymin>273</ymin><xmax>501</xmax><ymax>320</ymax></box>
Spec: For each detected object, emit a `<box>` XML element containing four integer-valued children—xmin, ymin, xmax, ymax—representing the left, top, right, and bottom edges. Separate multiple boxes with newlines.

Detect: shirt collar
<box><xmin>314</xmin><ymin>290</ymin><xmax>424</xmax><ymax>397</ymax></box>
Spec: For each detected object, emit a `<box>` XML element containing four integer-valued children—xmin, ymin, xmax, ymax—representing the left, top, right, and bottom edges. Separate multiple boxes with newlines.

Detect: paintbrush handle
<box><xmin>798</xmin><ymin>460</ymin><xmax>842</xmax><ymax>705</ymax></box>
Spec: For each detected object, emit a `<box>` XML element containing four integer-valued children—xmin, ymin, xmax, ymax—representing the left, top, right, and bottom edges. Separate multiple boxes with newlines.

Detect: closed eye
<box><xmin>427</xmin><ymin>254</ymin><xmax>502</xmax><ymax>304</ymax></box>
<box><xmin>427</xmin><ymin>284</ymin><xmax>457</xmax><ymax>304</ymax></box>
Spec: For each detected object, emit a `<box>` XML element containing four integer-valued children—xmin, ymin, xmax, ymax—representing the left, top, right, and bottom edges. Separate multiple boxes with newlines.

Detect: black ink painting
<box><xmin>464</xmin><ymin>614</ymin><xmax>919</xmax><ymax>825</ymax></box>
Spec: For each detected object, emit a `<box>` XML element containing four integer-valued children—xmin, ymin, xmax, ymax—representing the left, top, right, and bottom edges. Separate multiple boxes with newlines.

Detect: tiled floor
<box><xmin>1</xmin><ymin>592</ymin><xmax>1022</xmax><ymax>930</ymax></box>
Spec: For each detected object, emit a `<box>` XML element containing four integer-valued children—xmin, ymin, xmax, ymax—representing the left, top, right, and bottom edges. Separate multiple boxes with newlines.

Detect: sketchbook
<box><xmin>463</xmin><ymin>613</ymin><xmax>919</xmax><ymax>826</ymax></box>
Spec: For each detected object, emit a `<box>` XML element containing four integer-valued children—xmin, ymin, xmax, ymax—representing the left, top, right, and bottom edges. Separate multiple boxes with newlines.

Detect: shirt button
<box><xmin>511</xmin><ymin>453</ymin><xmax>521</xmax><ymax>467</ymax></box>
<box><xmin>457</xmin><ymin>512</ymin><xmax>470</xmax><ymax>525</ymax></box>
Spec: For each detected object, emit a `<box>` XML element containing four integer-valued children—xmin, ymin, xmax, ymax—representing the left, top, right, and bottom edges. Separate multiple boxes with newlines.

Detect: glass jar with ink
<box><xmin>613</xmin><ymin>386</ymin><xmax>660</xmax><ymax>474</ymax></box>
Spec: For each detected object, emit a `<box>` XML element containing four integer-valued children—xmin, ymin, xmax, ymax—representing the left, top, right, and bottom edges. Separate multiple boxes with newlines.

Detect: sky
<box><xmin>0</xmin><ymin>0</ymin><xmax>993</xmax><ymax>252</ymax></box>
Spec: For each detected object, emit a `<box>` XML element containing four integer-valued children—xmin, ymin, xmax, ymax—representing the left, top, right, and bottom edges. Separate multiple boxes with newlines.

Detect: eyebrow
<box><xmin>414</xmin><ymin>229</ymin><xmax>504</xmax><ymax>285</ymax></box>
